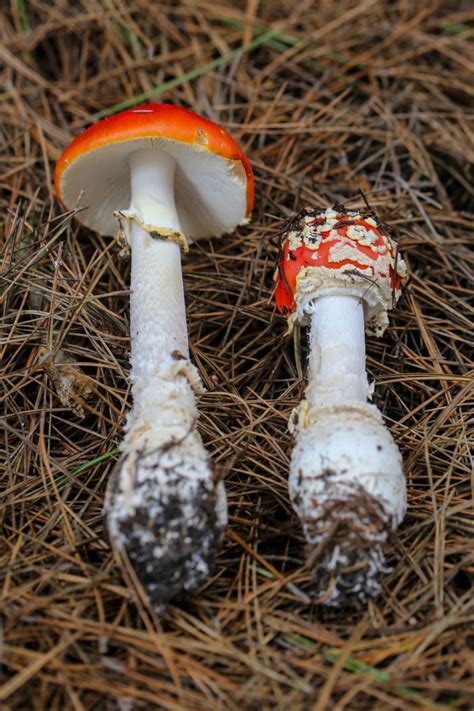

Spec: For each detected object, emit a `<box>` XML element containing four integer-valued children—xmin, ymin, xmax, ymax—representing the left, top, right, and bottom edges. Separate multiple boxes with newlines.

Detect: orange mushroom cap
<box><xmin>275</xmin><ymin>207</ymin><xmax>406</xmax><ymax>320</ymax></box>
<box><xmin>55</xmin><ymin>104</ymin><xmax>254</xmax><ymax>239</ymax></box>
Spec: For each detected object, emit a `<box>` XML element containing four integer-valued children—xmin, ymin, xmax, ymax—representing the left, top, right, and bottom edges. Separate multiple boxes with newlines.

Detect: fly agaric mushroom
<box><xmin>275</xmin><ymin>206</ymin><xmax>407</xmax><ymax>605</ymax></box>
<box><xmin>55</xmin><ymin>104</ymin><xmax>253</xmax><ymax>610</ymax></box>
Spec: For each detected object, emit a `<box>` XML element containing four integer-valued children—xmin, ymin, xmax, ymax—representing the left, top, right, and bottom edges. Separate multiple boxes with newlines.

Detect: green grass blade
<box><xmin>16</xmin><ymin>0</ymin><xmax>30</xmax><ymax>32</ymax></box>
<box><xmin>95</xmin><ymin>29</ymin><xmax>279</xmax><ymax>119</ymax></box>
<box><xmin>26</xmin><ymin>448</ymin><xmax>120</xmax><ymax>498</ymax></box>
<box><xmin>285</xmin><ymin>635</ymin><xmax>446</xmax><ymax>708</ymax></box>
<box><xmin>216</xmin><ymin>17</ymin><xmax>301</xmax><ymax>48</ymax></box>
<box><xmin>438</xmin><ymin>19</ymin><xmax>473</xmax><ymax>35</ymax></box>
<box><xmin>215</xmin><ymin>17</ymin><xmax>353</xmax><ymax>69</ymax></box>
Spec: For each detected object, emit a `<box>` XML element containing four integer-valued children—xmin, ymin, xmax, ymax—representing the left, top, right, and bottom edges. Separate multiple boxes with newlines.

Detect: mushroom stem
<box><xmin>306</xmin><ymin>295</ymin><xmax>369</xmax><ymax>408</ymax></box>
<box><xmin>127</xmin><ymin>230</ymin><xmax>191</xmax><ymax>438</ymax></box>
<box><xmin>129</xmin><ymin>149</ymin><xmax>182</xmax><ymax>235</ymax></box>
<box><xmin>126</xmin><ymin>149</ymin><xmax>192</xmax><ymax>442</ymax></box>
<box><xmin>105</xmin><ymin>149</ymin><xmax>227</xmax><ymax>611</ymax></box>
<box><xmin>289</xmin><ymin>294</ymin><xmax>406</xmax><ymax>606</ymax></box>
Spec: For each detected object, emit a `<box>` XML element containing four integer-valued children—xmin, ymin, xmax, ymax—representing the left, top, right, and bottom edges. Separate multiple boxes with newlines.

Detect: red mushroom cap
<box><xmin>55</xmin><ymin>104</ymin><xmax>254</xmax><ymax>239</ymax></box>
<box><xmin>275</xmin><ymin>207</ymin><xmax>406</xmax><ymax>333</ymax></box>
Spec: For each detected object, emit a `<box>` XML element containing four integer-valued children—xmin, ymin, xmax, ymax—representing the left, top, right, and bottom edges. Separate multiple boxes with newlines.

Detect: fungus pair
<box><xmin>56</xmin><ymin>105</ymin><xmax>406</xmax><ymax>609</ymax></box>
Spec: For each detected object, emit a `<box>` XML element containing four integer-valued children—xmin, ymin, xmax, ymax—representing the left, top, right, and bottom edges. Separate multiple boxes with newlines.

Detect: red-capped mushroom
<box><xmin>55</xmin><ymin>104</ymin><xmax>253</xmax><ymax>611</ymax></box>
<box><xmin>275</xmin><ymin>206</ymin><xmax>407</xmax><ymax>605</ymax></box>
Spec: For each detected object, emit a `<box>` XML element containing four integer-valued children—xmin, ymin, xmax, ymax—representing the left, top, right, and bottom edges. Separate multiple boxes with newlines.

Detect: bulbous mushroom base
<box><xmin>105</xmin><ymin>435</ymin><xmax>227</xmax><ymax>612</ymax></box>
<box><xmin>289</xmin><ymin>408</ymin><xmax>406</xmax><ymax>607</ymax></box>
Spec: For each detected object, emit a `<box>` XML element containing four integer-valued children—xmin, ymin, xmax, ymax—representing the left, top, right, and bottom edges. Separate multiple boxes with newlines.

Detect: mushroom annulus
<box><xmin>275</xmin><ymin>206</ymin><xmax>407</xmax><ymax>605</ymax></box>
<box><xmin>55</xmin><ymin>104</ymin><xmax>254</xmax><ymax>609</ymax></box>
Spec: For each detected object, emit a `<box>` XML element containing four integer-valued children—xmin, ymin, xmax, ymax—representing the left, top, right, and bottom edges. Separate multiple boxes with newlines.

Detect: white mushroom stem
<box><xmin>124</xmin><ymin>149</ymin><xmax>198</xmax><ymax>446</ymax></box>
<box><xmin>126</xmin><ymin>230</ymin><xmax>195</xmax><ymax>443</ymax></box>
<box><xmin>289</xmin><ymin>293</ymin><xmax>406</xmax><ymax>605</ymax></box>
<box><xmin>105</xmin><ymin>149</ymin><xmax>227</xmax><ymax>610</ymax></box>
<box><xmin>306</xmin><ymin>295</ymin><xmax>369</xmax><ymax>408</ymax></box>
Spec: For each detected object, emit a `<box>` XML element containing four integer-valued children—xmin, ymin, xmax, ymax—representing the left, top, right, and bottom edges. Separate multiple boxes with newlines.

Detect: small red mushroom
<box><xmin>276</xmin><ymin>207</ymin><xmax>403</xmax><ymax>333</ymax></box>
<box><xmin>275</xmin><ymin>206</ymin><xmax>407</xmax><ymax>606</ymax></box>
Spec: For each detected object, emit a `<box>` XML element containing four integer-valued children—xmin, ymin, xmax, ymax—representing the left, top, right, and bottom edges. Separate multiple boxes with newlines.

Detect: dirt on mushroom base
<box><xmin>105</xmin><ymin>439</ymin><xmax>227</xmax><ymax>612</ymax></box>
<box><xmin>296</xmin><ymin>476</ymin><xmax>396</xmax><ymax>607</ymax></box>
<box><xmin>1</xmin><ymin>1</ymin><xmax>473</xmax><ymax>709</ymax></box>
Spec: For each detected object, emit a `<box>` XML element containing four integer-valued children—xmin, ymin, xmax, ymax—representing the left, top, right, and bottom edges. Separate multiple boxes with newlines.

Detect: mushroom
<box><xmin>55</xmin><ymin>104</ymin><xmax>254</xmax><ymax>610</ymax></box>
<box><xmin>275</xmin><ymin>206</ymin><xmax>407</xmax><ymax>606</ymax></box>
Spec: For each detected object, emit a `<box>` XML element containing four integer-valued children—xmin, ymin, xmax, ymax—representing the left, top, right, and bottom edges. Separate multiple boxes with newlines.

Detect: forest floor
<box><xmin>1</xmin><ymin>1</ymin><xmax>473</xmax><ymax>709</ymax></box>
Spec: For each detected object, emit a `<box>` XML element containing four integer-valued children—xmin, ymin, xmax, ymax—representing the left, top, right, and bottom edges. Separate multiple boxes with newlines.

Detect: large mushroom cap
<box><xmin>55</xmin><ymin>104</ymin><xmax>254</xmax><ymax>240</ymax></box>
